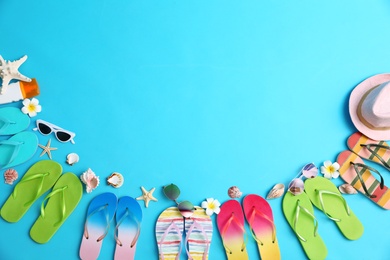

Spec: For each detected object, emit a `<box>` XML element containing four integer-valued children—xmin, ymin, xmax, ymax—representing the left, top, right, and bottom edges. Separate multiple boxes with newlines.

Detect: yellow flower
<box><xmin>21</xmin><ymin>98</ymin><xmax>42</xmax><ymax>117</ymax></box>
<box><xmin>320</xmin><ymin>160</ymin><xmax>340</xmax><ymax>179</ymax></box>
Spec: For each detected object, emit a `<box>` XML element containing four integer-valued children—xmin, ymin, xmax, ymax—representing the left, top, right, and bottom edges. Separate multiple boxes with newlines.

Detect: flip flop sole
<box><xmin>242</xmin><ymin>194</ymin><xmax>280</xmax><ymax>260</ymax></box>
<box><xmin>282</xmin><ymin>192</ymin><xmax>327</xmax><ymax>260</ymax></box>
<box><xmin>114</xmin><ymin>196</ymin><xmax>142</xmax><ymax>260</ymax></box>
<box><xmin>304</xmin><ymin>176</ymin><xmax>364</xmax><ymax>240</ymax></box>
<box><xmin>0</xmin><ymin>160</ymin><xmax>62</xmax><ymax>222</ymax></box>
<box><xmin>0</xmin><ymin>107</ymin><xmax>30</xmax><ymax>135</ymax></box>
<box><xmin>30</xmin><ymin>172</ymin><xmax>83</xmax><ymax>243</ymax></box>
<box><xmin>337</xmin><ymin>150</ymin><xmax>390</xmax><ymax>209</ymax></box>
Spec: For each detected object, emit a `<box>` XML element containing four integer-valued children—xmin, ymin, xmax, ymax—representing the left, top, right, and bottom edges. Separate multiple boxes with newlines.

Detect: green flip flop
<box><xmin>0</xmin><ymin>107</ymin><xmax>30</xmax><ymax>135</ymax></box>
<box><xmin>282</xmin><ymin>192</ymin><xmax>327</xmax><ymax>260</ymax></box>
<box><xmin>304</xmin><ymin>176</ymin><xmax>364</xmax><ymax>240</ymax></box>
<box><xmin>30</xmin><ymin>172</ymin><xmax>83</xmax><ymax>243</ymax></box>
<box><xmin>0</xmin><ymin>160</ymin><xmax>62</xmax><ymax>222</ymax></box>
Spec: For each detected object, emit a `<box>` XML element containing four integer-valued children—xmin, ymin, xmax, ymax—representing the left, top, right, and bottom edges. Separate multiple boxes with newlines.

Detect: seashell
<box><xmin>266</xmin><ymin>183</ymin><xmax>285</xmax><ymax>199</ymax></box>
<box><xmin>4</xmin><ymin>169</ymin><xmax>18</xmax><ymax>185</ymax></box>
<box><xmin>80</xmin><ymin>168</ymin><xmax>100</xmax><ymax>193</ymax></box>
<box><xmin>288</xmin><ymin>178</ymin><xmax>304</xmax><ymax>196</ymax></box>
<box><xmin>107</xmin><ymin>172</ymin><xmax>124</xmax><ymax>188</ymax></box>
<box><xmin>66</xmin><ymin>153</ymin><xmax>79</xmax><ymax>166</ymax></box>
<box><xmin>339</xmin><ymin>184</ymin><xmax>357</xmax><ymax>194</ymax></box>
<box><xmin>228</xmin><ymin>186</ymin><xmax>242</xmax><ymax>198</ymax></box>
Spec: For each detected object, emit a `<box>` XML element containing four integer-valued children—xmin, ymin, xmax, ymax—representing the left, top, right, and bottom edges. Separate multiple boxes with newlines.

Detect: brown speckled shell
<box><xmin>228</xmin><ymin>186</ymin><xmax>242</xmax><ymax>198</ymax></box>
<box><xmin>4</xmin><ymin>169</ymin><xmax>18</xmax><ymax>185</ymax></box>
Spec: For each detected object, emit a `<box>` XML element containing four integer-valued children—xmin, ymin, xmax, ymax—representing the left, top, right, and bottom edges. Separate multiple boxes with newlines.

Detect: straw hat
<box><xmin>349</xmin><ymin>73</ymin><xmax>390</xmax><ymax>140</ymax></box>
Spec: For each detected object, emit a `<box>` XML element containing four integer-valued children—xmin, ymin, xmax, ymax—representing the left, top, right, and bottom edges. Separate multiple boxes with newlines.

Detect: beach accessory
<box><xmin>38</xmin><ymin>139</ymin><xmax>57</xmax><ymax>159</ymax></box>
<box><xmin>304</xmin><ymin>176</ymin><xmax>363</xmax><ymax>240</ymax></box>
<box><xmin>0</xmin><ymin>55</ymin><xmax>31</xmax><ymax>94</ymax></box>
<box><xmin>185</xmin><ymin>206</ymin><xmax>213</xmax><ymax>260</ymax></box>
<box><xmin>163</xmin><ymin>183</ymin><xmax>194</xmax><ymax>217</ymax></box>
<box><xmin>0</xmin><ymin>107</ymin><xmax>30</xmax><ymax>135</ymax></box>
<box><xmin>136</xmin><ymin>186</ymin><xmax>158</xmax><ymax>208</ymax></box>
<box><xmin>217</xmin><ymin>200</ymin><xmax>249</xmax><ymax>260</ymax></box>
<box><xmin>1</xmin><ymin>160</ymin><xmax>62</xmax><ymax>222</ymax></box>
<box><xmin>242</xmin><ymin>194</ymin><xmax>281</xmax><ymax>260</ymax></box>
<box><xmin>348</xmin><ymin>132</ymin><xmax>390</xmax><ymax>170</ymax></box>
<box><xmin>0</xmin><ymin>78</ymin><xmax>39</xmax><ymax>105</ymax></box>
<box><xmin>114</xmin><ymin>196</ymin><xmax>142</xmax><ymax>260</ymax></box>
<box><xmin>79</xmin><ymin>192</ymin><xmax>118</xmax><ymax>260</ymax></box>
<box><xmin>33</xmin><ymin>119</ymin><xmax>76</xmax><ymax>144</ymax></box>
<box><xmin>155</xmin><ymin>207</ymin><xmax>184</xmax><ymax>260</ymax></box>
<box><xmin>349</xmin><ymin>73</ymin><xmax>390</xmax><ymax>141</ymax></box>
<box><xmin>0</xmin><ymin>131</ymin><xmax>38</xmax><ymax>170</ymax></box>
<box><xmin>337</xmin><ymin>150</ymin><xmax>390</xmax><ymax>209</ymax></box>
<box><xmin>282</xmin><ymin>192</ymin><xmax>327</xmax><ymax>260</ymax></box>
<box><xmin>30</xmin><ymin>172</ymin><xmax>82</xmax><ymax>243</ymax></box>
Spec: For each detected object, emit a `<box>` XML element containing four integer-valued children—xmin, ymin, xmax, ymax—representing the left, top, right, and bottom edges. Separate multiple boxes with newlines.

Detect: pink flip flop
<box><xmin>217</xmin><ymin>200</ymin><xmax>248</xmax><ymax>260</ymax></box>
<box><xmin>242</xmin><ymin>194</ymin><xmax>281</xmax><ymax>260</ymax></box>
<box><xmin>337</xmin><ymin>150</ymin><xmax>390</xmax><ymax>209</ymax></box>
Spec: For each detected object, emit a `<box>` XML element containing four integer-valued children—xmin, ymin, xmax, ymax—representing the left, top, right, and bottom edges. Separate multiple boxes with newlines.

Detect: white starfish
<box><xmin>0</xmin><ymin>55</ymin><xmax>31</xmax><ymax>94</ymax></box>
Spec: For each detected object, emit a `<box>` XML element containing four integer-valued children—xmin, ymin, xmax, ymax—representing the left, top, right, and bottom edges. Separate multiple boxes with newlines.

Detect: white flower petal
<box><xmin>21</xmin><ymin>107</ymin><xmax>28</xmax><ymax>114</ymax></box>
<box><xmin>332</xmin><ymin>171</ymin><xmax>340</xmax><ymax>179</ymax></box>
<box><xmin>332</xmin><ymin>162</ymin><xmax>340</xmax><ymax>171</ymax></box>
<box><xmin>214</xmin><ymin>207</ymin><xmax>221</xmax><ymax>214</ymax></box>
<box><xmin>206</xmin><ymin>198</ymin><xmax>214</xmax><ymax>203</ymax></box>
<box><xmin>28</xmin><ymin>111</ymin><xmax>37</xmax><ymax>117</ymax></box>
<box><xmin>201</xmin><ymin>201</ymin><xmax>208</xmax><ymax>209</ymax></box>
<box><xmin>320</xmin><ymin>166</ymin><xmax>328</xmax><ymax>174</ymax></box>
<box><xmin>31</xmin><ymin>98</ymin><xmax>39</xmax><ymax>105</ymax></box>
<box><xmin>22</xmin><ymin>99</ymin><xmax>30</xmax><ymax>106</ymax></box>
<box><xmin>213</xmin><ymin>199</ymin><xmax>221</xmax><ymax>207</ymax></box>
<box><xmin>324</xmin><ymin>172</ymin><xmax>332</xmax><ymax>179</ymax></box>
<box><xmin>35</xmin><ymin>105</ymin><xmax>42</xmax><ymax>112</ymax></box>
<box><xmin>205</xmin><ymin>208</ymin><xmax>213</xmax><ymax>216</ymax></box>
<box><xmin>323</xmin><ymin>160</ymin><xmax>332</xmax><ymax>167</ymax></box>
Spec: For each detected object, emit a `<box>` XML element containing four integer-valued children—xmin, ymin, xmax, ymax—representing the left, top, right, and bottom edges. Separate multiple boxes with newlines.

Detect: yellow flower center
<box><xmin>208</xmin><ymin>202</ymin><xmax>216</xmax><ymax>209</ymax></box>
<box><xmin>28</xmin><ymin>104</ymin><xmax>36</xmax><ymax>112</ymax></box>
<box><xmin>328</xmin><ymin>165</ymin><xmax>335</xmax><ymax>173</ymax></box>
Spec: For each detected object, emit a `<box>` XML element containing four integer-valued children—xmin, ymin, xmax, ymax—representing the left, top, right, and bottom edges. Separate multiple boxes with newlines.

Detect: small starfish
<box><xmin>38</xmin><ymin>139</ymin><xmax>58</xmax><ymax>159</ymax></box>
<box><xmin>136</xmin><ymin>186</ymin><xmax>158</xmax><ymax>207</ymax></box>
<box><xmin>0</xmin><ymin>55</ymin><xmax>31</xmax><ymax>94</ymax></box>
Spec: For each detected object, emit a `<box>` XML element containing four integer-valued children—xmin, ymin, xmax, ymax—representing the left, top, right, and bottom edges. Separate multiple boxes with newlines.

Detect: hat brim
<box><xmin>349</xmin><ymin>73</ymin><xmax>390</xmax><ymax>141</ymax></box>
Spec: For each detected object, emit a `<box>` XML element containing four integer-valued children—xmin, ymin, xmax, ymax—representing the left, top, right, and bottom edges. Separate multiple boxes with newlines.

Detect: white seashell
<box><xmin>339</xmin><ymin>184</ymin><xmax>357</xmax><ymax>194</ymax></box>
<box><xmin>107</xmin><ymin>172</ymin><xmax>124</xmax><ymax>188</ymax></box>
<box><xmin>4</xmin><ymin>169</ymin><xmax>18</xmax><ymax>185</ymax></box>
<box><xmin>266</xmin><ymin>183</ymin><xmax>285</xmax><ymax>199</ymax></box>
<box><xmin>66</xmin><ymin>153</ymin><xmax>79</xmax><ymax>166</ymax></box>
<box><xmin>228</xmin><ymin>186</ymin><xmax>242</xmax><ymax>198</ymax></box>
<box><xmin>80</xmin><ymin>168</ymin><xmax>100</xmax><ymax>193</ymax></box>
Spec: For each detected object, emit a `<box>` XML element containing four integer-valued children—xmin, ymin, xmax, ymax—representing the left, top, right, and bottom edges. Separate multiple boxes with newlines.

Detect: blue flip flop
<box><xmin>79</xmin><ymin>192</ymin><xmax>118</xmax><ymax>260</ymax></box>
<box><xmin>0</xmin><ymin>131</ymin><xmax>38</xmax><ymax>169</ymax></box>
<box><xmin>114</xmin><ymin>196</ymin><xmax>142</xmax><ymax>260</ymax></box>
<box><xmin>0</xmin><ymin>107</ymin><xmax>30</xmax><ymax>135</ymax></box>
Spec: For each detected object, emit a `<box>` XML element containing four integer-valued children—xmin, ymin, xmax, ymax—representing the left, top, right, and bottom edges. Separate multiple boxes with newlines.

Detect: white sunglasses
<box><xmin>33</xmin><ymin>119</ymin><xmax>76</xmax><ymax>144</ymax></box>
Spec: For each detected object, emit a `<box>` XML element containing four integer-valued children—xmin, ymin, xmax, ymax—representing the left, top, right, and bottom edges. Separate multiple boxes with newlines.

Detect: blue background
<box><xmin>1</xmin><ymin>1</ymin><xmax>390</xmax><ymax>259</ymax></box>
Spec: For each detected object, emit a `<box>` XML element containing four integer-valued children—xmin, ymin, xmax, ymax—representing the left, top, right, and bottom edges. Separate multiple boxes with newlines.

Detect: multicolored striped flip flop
<box><xmin>337</xmin><ymin>150</ymin><xmax>390</xmax><ymax>209</ymax></box>
<box><xmin>79</xmin><ymin>193</ymin><xmax>118</xmax><ymax>260</ymax></box>
<box><xmin>114</xmin><ymin>196</ymin><xmax>142</xmax><ymax>260</ymax></box>
<box><xmin>304</xmin><ymin>177</ymin><xmax>364</xmax><ymax>240</ymax></box>
<box><xmin>242</xmin><ymin>194</ymin><xmax>281</xmax><ymax>260</ymax></box>
<box><xmin>184</xmin><ymin>206</ymin><xmax>213</xmax><ymax>260</ymax></box>
<box><xmin>282</xmin><ymin>192</ymin><xmax>327</xmax><ymax>260</ymax></box>
<box><xmin>217</xmin><ymin>200</ymin><xmax>249</xmax><ymax>260</ymax></box>
<box><xmin>348</xmin><ymin>132</ymin><xmax>390</xmax><ymax>170</ymax></box>
<box><xmin>156</xmin><ymin>207</ymin><xmax>184</xmax><ymax>260</ymax></box>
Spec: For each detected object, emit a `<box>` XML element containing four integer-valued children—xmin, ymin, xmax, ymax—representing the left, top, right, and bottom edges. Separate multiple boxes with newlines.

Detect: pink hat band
<box><xmin>357</xmin><ymin>81</ymin><xmax>390</xmax><ymax>131</ymax></box>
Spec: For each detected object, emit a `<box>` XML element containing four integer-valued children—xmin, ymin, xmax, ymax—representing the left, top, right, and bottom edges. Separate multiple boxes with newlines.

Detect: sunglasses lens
<box><xmin>178</xmin><ymin>201</ymin><xmax>194</xmax><ymax>218</ymax></box>
<box><xmin>163</xmin><ymin>183</ymin><xmax>180</xmax><ymax>201</ymax></box>
<box><xmin>38</xmin><ymin>123</ymin><xmax>51</xmax><ymax>135</ymax></box>
<box><xmin>56</xmin><ymin>131</ymin><xmax>71</xmax><ymax>142</ymax></box>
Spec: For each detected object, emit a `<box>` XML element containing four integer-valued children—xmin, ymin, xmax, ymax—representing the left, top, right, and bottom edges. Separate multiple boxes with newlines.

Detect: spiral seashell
<box><xmin>4</xmin><ymin>169</ymin><xmax>18</xmax><ymax>185</ymax></box>
<box><xmin>288</xmin><ymin>178</ymin><xmax>304</xmax><ymax>195</ymax></box>
<box><xmin>80</xmin><ymin>168</ymin><xmax>99</xmax><ymax>193</ymax></box>
<box><xmin>107</xmin><ymin>172</ymin><xmax>124</xmax><ymax>188</ymax></box>
<box><xmin>266</xmin><ymin>183</ymin><xmax>285</xmax><ymax>199</ymax></box>
<box><xmin>339</xmin><ymin>184</ymin><xmax>357</xmax><ymax>194</ymax></box>
<box><xmin>66</xmin><ymin>153</ymin><xmax>79</xmax><ymax>166</ymax></box>
<box><xmin>228</xmin><ymin>186</ymin><xmax>242</xmax><ymax>198</ymax></box>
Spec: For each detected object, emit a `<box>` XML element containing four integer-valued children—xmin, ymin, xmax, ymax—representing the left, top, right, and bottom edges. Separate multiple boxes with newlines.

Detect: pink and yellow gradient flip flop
<box><xmin>348</xmin><ymin>132</ymin><xmax>390</xmax><ymax>170</ymax></box>
<box><xmin>185</xmin><ymin>206</ymin><xmax>213</xmax><ymax>260</ymax></box>
<box><xmin>242</xmin><ymin>194</ymin><xmax>281</xmax><ymax>260</ymax></box>
<box><xmin>114</xmin><ymin>196</ymin><xmax>142</xmax><ymax>260</ymax></box>
<box><xmin>79</xmin><ymin>192</ymin><xmax>118</xmax><ymax>260</ymax></box>
<box><xmin>217</xmin><ymin>200</ymin><xmax>249</xmax><ymax>260</ymax></box>
<box><xmin>155</xmin><ymin>207</ymin><xmax>184</xmax><ymax>260</ymax></box>
<box><xmin>337</xmin><ymin>150</ymin><xmax>390</xmax><ymax>209</ymax></box>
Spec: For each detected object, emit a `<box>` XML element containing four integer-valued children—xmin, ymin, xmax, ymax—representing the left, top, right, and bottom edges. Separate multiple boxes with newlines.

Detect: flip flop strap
<box><xmin>185</xmin><ymin>219</ymin><xmax>210</xmax><ymax>260</ymax></box>
<box><xmin>247</xmin><ymin>207</ymin><xmax>276</xmax><ymax>245</ymax></box>
<box><xmin>114</xmin><ymin>208</ymin><xmax>141</xmax><ymax>248</ymax></box>
<box><xmin>351</xmin><ymin>162</ymin><xmax>384</xmax><ymax>198</ymax></box>
<box><xmin>159</xmin><ymin>220</ymin><xmax>183</xmax><ymax>260</ymax></box>
<box><xmin>361</xmin><ymin>143</ymin><xmax>390</xmax><ymax>169</ymax></box>
<box><xmin>293</xmin><ymin>199</ymin><xmax>318</xmax><ymax>242</ymax></box>
<box><xmin>0</xmin><ymin>140</ymin><xmax>23</xmax><ymax>168</ymax></box>
<box><xmin>316</xmin><ymin>189</ymin><xmax>350</xmax><ymax>222</ymax></box>
<box><xmin>84</xmin><ymin>204</ymin><xmax>111</xmax><ymax>242</ymax></box>
<box><xmin>40</xmin><ymin>185</ymin><xmax>68</xmax><ymax>227</ymax></box>
<box><xmin>220</xmin><ymin>213</ymin><xmax>248</xmax><ymax>254</ymax></box>
<box><xmin>12</xmin><ymin>172</ymin><xmax>50</xmax><ymax>207</ymax></box>
<box><xmin>0</xmin><ymin>116</ymin><xmax>15</xmax><ymax>134</ymax></box>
